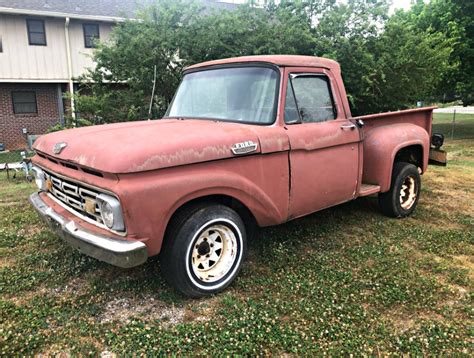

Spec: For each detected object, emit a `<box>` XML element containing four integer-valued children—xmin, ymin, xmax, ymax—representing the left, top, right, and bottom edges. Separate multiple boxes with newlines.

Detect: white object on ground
<box><xmin>0</xmin><ymin>162</ymin><xmax>23</xmax><ymax>171</ymax></box>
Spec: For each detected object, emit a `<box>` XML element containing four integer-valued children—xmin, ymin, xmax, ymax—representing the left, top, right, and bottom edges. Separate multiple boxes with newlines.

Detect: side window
<box><xmin>83</xmin><ymin>23</ymin><xmax>100</xmax><ymax>48</ymax></box>
<box><xmin>284</xmin><ymin>80</ymin><xmax>300</xmax><ymax>123</ymax></box>
<box><xmin>26</xmin><ymin>19</ymin><xmax>46</xmax><ymax>46</ymax></box>
<box><xmin>287</xmin><ymin>74</ymin><xmax>336</xmax><ymax>123</ymax></box>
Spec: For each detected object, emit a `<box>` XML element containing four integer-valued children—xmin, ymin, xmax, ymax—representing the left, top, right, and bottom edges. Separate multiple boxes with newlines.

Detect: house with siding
<box><xmin>0</xmin><ymin>0</ymin><xmax>236</xmax><ymax>150</ymax></box>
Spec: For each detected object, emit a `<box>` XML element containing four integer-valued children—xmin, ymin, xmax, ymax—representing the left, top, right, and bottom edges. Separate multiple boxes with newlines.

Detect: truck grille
<box><xmin>43</xmin><ymin>169</ymin><xmax>104</xmax><ymax>225</ymax></box>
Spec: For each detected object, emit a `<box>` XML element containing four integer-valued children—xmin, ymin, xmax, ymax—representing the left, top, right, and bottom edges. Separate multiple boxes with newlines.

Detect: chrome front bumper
<box><xmin>29</xmin><ymin>192</ymin><xmax>147</xmax><ymax>268</ymax></box>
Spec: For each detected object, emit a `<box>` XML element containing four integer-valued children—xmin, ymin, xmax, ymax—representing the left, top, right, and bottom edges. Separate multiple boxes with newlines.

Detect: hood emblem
<box><xmin>231</xmin><ymin>140</ymin><xmax>258</xmax><ymax>155</ymax></box>
<box><xmin>53</xmin><ymin>142</ymin><xmax>67</xmax><ymax>154</ymax></box>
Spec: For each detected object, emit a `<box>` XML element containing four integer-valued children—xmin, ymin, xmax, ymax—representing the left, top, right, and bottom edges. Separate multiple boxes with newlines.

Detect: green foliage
<box><xmin>76</xmin><ymin>0</ymin><xmax>201</xmax><ymax>122</ymax></box>
<box><xmin>402</xmin><ymin>0</ymin><xmax>474</xmax><ymax>104</ymax></box>
<box><xmin>357</xmin><ymin>13</ymin><xmax>454</xmax><ymax>113</ymax></box>
<box><xmin>72</xmin><ymin>0</ymin><xmax>471</xmax><ymax>122</ymax></box>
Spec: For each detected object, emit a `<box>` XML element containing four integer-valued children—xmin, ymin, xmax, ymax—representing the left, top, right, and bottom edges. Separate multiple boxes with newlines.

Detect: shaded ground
<box><xmin>0</xmin><ymin>114</ymin><xmax>472</xmax><ymax>355</ymax></box>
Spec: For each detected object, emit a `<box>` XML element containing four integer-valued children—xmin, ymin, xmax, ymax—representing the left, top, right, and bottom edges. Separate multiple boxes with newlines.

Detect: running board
<box><xmin>358</xmin><ymin>184</ymin><xmax>381</xmax><ymax>197</ymax></box>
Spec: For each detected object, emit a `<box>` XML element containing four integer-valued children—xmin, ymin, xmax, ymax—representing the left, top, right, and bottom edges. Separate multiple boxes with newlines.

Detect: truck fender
<box><xmin>362</xmin><ymin>123</ymin><xmax>429</xmax><ymax>192</ymax></box>
<box><xmin>119</xmin><ymin>159</ymin><xmax>289</xmax><ymax>256</ymax></box>
<box><xmin>164</xmin><ymin>173</ymin><xmax>287</xmax><ymax>229</ymax></box>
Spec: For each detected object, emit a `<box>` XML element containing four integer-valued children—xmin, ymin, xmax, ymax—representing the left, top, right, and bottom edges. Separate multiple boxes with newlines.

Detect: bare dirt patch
<box><xmin>50</xmin><ymin>277</ymin><xmax>91</xmax><ymax>296</ymax></box>
<box><xmin>7</xmin><ymin>286</ymin><xmax>51</xmax><ymax>305</ymax></box>
<box><xmin>98</xmin><ymin>294</ymin><xmax>222</xmax><ymax>326</ymax></box>
<box><xmin>183</xmin><ymin>296</ymin><xmax>220</xmax><ymax>323</ymax></box>
<box><xmin>99</xmin><ymin>295</ymin><xmax>186</xmax><ymax>326</ymax></box>
<box><xmin>387</xmin><ymin>306</ymin><xmax>445</xmax><ymax>333</ymax></box>
<box><xmin>452</xmin><ymin>255</ymin><xmax>474</xmax><ymax>280</ymax></box>
<box><xmin>0</xmin><ymin>256</ymin><xmax>15</xmax><ymax>269</ymax></box>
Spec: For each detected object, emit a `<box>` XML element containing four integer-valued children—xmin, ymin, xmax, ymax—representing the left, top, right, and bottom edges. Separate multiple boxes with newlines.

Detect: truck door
<box><xmin>284</xmin><ymin>68</ymin><xmax>361</xmax><ymax>219</ymax></box>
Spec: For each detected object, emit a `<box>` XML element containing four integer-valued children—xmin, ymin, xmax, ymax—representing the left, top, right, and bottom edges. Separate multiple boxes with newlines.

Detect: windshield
<box><xmin>166</xmin><ymin>66</ymin><xmax>279</xmax><ymax>124</ymax></box>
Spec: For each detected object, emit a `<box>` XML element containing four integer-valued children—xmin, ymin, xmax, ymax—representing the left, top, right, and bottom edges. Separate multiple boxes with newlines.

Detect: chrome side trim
<box><xmin>29</xmin><ymin>192</ymin><xmax>147</xmax><ymax>268</ymax></box>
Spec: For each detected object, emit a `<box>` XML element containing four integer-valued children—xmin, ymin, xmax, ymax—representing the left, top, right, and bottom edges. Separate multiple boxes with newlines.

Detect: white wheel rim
<box><xmin>190</xmin><ymin>224</ymin><xmax>238</xmax><ymax>284</ymax></box>
<box><xmin>400</xmin><ymin>175</ymin><xmax>417</xmax><ymax>210</ymax></box>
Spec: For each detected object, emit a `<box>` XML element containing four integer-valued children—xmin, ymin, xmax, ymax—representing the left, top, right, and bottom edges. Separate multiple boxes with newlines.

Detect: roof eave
<box><xmin>0</xmin><ymin>6</ymin><xmax>127</xmax><ymax>22</ymax></box>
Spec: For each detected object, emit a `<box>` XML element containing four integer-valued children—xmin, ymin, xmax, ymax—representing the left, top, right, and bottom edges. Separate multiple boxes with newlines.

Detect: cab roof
<box><xmin>184</xmin><ymin>55</ymin><xmax>341</xmax><ymax>72</ymax></box>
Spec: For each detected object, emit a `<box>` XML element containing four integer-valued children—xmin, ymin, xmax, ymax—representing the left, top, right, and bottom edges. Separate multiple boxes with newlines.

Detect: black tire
<box><xmin>378</xmin><ymin>162</ymin><xmax>421</xmax><ymax>218</ymax></box>
<box><xmin>160</xmin><ymin>203</ymin><xmax>247</xmax><ymax>298</ymax></box>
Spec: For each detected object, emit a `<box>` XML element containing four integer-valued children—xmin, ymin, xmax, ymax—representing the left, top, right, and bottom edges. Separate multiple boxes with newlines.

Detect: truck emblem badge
<box><xmin>231</xmin><ymin>141</ymin><xmax>258</xmax><ymax>155</ymax></box>
<box><xmin>53</xmin><ymin>142</ymin><xmax>67</xmax><ymax>154</ymax></box>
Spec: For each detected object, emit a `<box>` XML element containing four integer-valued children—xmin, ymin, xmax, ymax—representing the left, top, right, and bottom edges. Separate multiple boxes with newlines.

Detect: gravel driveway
<box><xmin>434</xmin><ymin>106</ymin><xmax>474</xmax><ymax>114</ymax></box>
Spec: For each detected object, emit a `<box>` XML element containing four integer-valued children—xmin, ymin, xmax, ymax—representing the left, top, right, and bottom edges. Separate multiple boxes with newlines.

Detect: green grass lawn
<box><xmin>1</xmin><ymin>114</ymin><xmax>472</xmax><ymax>355</ymax></box>
<box><xmin>432</xmin><ymin>112</ymin><xmax>474</xmax><ymax>140</ymax></box>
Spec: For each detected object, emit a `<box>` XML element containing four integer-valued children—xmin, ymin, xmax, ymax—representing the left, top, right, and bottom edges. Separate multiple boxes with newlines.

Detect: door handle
<box><xmin>340</xmin><ymin>124</ymin><xmax>356</xmax><ymax>130</ymax></box>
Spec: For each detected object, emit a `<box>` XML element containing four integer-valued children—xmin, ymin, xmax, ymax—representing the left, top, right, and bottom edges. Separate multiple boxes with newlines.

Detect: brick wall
<box><xmin>0</xmin><ymin>83</ymin><xmax>61</xmax><ymax>150</ymax></box>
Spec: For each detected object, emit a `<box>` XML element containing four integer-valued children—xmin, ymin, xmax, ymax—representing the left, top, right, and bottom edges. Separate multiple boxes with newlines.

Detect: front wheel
<box><xmin>378</xmin><ymin>162</ymin><xmax>421</xmax><ymax>218</ymax></box>
<box><xmin>160</xmin><ymin>204</ymin><xmax>246</xmax><ymax>298</ymax></box>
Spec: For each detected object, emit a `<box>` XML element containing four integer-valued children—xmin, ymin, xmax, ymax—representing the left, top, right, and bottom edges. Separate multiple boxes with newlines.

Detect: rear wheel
<box><xmin>378</xmin><ymin>162</ymin><xmax>421</xmax><ymax>218</ymax></box>
<box><xmin>160</xmin><ymin>203</ymin><xmax>246</xmax><ymax>298</ymax></box>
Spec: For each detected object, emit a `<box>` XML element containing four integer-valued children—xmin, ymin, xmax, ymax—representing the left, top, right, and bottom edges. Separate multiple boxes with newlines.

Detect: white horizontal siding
<box><xmin>69</xmin><ymin>20</ymin><xmax>113</xmax><ymax>78</ymax></box>
<box><xmin>0</xmin><ymin>14</ymin><xmax>113</xmax><ymax>82</ymax></box>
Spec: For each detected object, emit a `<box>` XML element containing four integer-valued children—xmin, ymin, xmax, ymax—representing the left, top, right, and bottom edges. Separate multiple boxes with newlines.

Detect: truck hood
<box><xmin>33</xmin><ymin>119</ymin><xmax>264</xmax><ymax>174</ymax></box>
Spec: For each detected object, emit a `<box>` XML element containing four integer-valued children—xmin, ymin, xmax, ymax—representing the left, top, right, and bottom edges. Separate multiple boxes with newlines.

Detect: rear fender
<box><xmin>362</xmin><ymin>124</ymin><xmax>429</xmax><ymax>192</ymax></box>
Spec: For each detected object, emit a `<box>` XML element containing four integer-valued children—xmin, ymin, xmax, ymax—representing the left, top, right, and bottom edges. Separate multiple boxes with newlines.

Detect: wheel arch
<box><xmin>393</xmin><ymin>144</ymin><xmax>423</xmax><ymax>169</ymax></box>
<box><xmin>362</xmin><ymin>123</ymin><xmax>429</xmax><ymax>192</ymax></box>
<box><xmin>163</xmin><ymin>193</ymin><xmax>258</xmax><ymax>243</ymax></box>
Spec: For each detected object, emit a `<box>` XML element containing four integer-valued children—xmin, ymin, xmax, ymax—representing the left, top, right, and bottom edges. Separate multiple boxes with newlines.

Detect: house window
<box><xmin>26</xmin><ymin>19</ymin><xmax>47</xmax><ymax>46</ymax></box>
<box><xmin>83</xmin><ymin>23</ymin><xmax>100</xmax><ymax>48</ymax></box>
<box><xmin>12</xmin><ymin>91</ymin><xmax>38</xmax><ymax>114</ymax></box>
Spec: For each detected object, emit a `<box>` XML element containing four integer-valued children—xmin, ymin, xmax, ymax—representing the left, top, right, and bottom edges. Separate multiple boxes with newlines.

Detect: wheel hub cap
<box><xmin>400</xmin><ymin>175</ymin><xmax>417</xmax><ymax>210</ymax></box>
<box><xmin>197</xmin><ymin>241</ymin><xmax>210</xmax><ymax>256</ymax></box>
<box><xmin>191</xmin><ymin>224</ymin><xmax>237</xmax><ymax>283</ymax></box>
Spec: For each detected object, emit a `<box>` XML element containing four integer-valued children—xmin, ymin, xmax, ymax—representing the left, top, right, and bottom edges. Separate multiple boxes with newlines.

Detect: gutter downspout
<box><xmin>57</xmin><ymin>84</ymin><xmax>65</xmax><ymax>126</ymax></box>
<box><xmin>64</xmin><ymin>17</ymin><xmax>76</xmax><ymax>123</ymax></box>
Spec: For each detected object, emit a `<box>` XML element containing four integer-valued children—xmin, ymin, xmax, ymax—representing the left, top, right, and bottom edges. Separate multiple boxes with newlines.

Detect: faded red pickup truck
<box><xmin>30</xmin><ymin>55</ymin><xmax>446</xmax><ymax>297</ymax></box>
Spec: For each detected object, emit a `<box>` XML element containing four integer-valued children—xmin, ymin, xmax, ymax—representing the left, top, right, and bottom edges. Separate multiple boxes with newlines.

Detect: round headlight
<box><xmin>100</xmin><ymin>201</ymin><xmax>114</xmax><ymax>228</ymax></box>
<box><xmin>96</xmin><ymin>194</ymin><xmax>124</xmax><ymax>231</ymax></box>
<box><xmin>31</xmin><ymin>166</ymin><xmax>46</xmax><ymax>191</ymax></box>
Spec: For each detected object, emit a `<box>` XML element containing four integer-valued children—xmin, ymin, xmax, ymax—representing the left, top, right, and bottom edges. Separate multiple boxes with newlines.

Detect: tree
<box><xmin>309</xmin><ymin>0</ymin><xmax>390</xmax><ymax>114</ymax></box>
<box><xmin>73</xmin><ymin>0</ymin><xmax>465</xmax><ymax>123</ymax></box>
<box><xmin>76</xmin><ymin>0</ymin><xmax>202</xmax><ymax>122</ymax></box>
<box><xmin>366</xmin><ymin>15</ymin><xmax>453</xmax><ymax>112</ymax></box>
<box><xmin>395</xmin><ymin>0</ymin><xmax>473</xmax><ymax>104</ymax></box>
